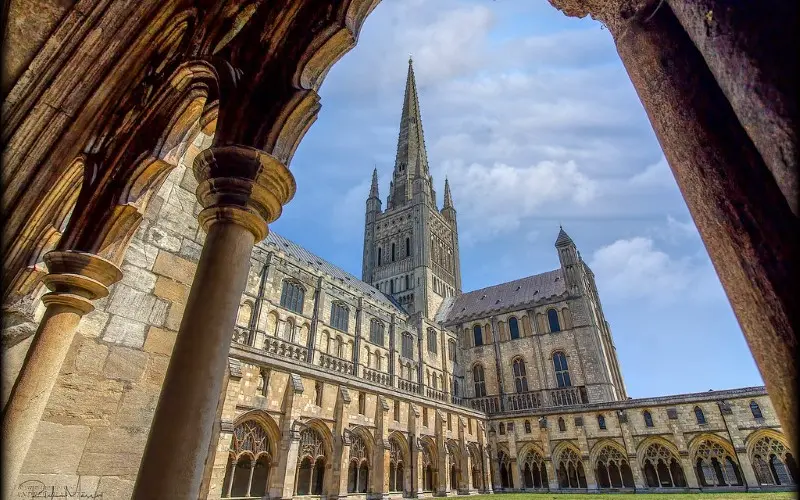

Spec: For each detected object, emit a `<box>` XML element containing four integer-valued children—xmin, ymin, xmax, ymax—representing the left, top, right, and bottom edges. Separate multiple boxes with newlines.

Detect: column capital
<box><xmin>193</xmin><ymin>145</ymin><xmax>296</xmax><ymax>241</ymax></box>
<box><xmin>40</xmin><ymin>250</ymin><xmax>122</xmax><ymax>314</ymax></box>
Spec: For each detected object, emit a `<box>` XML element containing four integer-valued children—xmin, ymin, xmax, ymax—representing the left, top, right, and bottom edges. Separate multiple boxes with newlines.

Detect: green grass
<box><xmin>465</xmin><ymin>494</ymin><xmax>796</xmax><ymax>500</ymax></box>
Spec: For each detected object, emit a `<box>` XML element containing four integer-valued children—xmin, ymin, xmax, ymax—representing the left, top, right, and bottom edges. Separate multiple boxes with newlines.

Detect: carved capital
<box><xmin>40</xmin><ymin>251</ymin><xmax>122</xmax><ymax>315</ymax></box>
<box><xmin>193</xmin><ymin>145</ymin><xmax>296</xmax><ymax>240</ymax></box>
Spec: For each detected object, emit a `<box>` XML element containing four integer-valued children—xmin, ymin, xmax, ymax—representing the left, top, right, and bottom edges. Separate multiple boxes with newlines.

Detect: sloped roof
<box><xmin>436</xmin><ymin>269</ymin><xmax>567</xmax><ymax>325</ymax></box>
<box><xmin>555</xmin><ymin>227</ymin><xmax>574</xmax><ymax>246</ymax></box>
<box><xmin>259</xmin><ymin>232</ymin><xmax>405</xmax><ymax>314</ymax></box>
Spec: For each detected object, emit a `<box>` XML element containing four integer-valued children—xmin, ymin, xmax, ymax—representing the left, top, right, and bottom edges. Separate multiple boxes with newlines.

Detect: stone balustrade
<box><xmin>397</xmin><ymin>378</ymin><xmax>421</xmax><ymax>394</ymax></box>
<box><xmin>318</xmin><ymin>353</ymin><xmax>354</xmax><ymax>375</ymax></box>
<box><xmin>547</xmin><ymin>386</ymin><xmax>586</xmax><ymax>407</ymax></box>
<box><xmin>263</xmin><ymin>336</ymin><xmax>308</xmax><ymax>363</ymax></box>
<box><xmin>362</xmin><ymin>367</ymin><xmax>391</xmax><ymax>386</ymax></box>
<box><xmin>470</xmin><ymin>395</ymin><xmax>501</xmax><ymax>414</ymax></box>
<box><xmin>426</xmin><ymin>387</ymin><xmax>447</xmax><ymax>402</ymax></box>
<box><xmin>504</xmin><ymin>390</ymin><xmax>542</xmax><ymax>412</ymax></box>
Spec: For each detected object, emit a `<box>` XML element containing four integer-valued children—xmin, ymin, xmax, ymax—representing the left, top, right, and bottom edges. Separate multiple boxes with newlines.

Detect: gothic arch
<box><xmin>590</xmin><ymin>439</ymin><xmax>634</xmax><ymax>489</ymax></box>
<box><xmin>745</xmin><ymin>429</ymin><xmax>796</xmax><ymax>486</ymax></box>
<box><xmin>552</xmin><ymin>442</ymin><xmax>587</xmax><ymax>489</ymax></box>
<box><xmin>637</xmin><ymin>437</ymin><xmax>687</xmax><ymax>488</ymax></box>
<box><xmin>688</xmin><ymin>434</ymin><xmax>743</xmax><ymax>487</ymax></box>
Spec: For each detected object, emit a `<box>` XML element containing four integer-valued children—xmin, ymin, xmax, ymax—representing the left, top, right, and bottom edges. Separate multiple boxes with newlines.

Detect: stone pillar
<box><xmin>2</xmin><ymin>250</ymin><xmax>121</xmax><ymax>497</ymax></box>
<box><xmin>600</xmin><ymin>0</ymin><xmax>799</xmax><ymax>446</ymax></box>
<box><xmin>332</xmin><ymin>386</ymin><xmax>353</xmax><ymax>499</ymax></box>
<box><xmin>582</xmin><ymin>454</ymin><xmax>598</xmax><ymax>491</ymax></box>
<box><xmin>435</xmin><ymin>411</ymin><xmax>447</xmax><ymax>496</ymax></box>
<box><xmin>543</xmin><ymin>459</ymin><xmax>558</xmax><ymax>491</ymax></box>
<box><xmin>489</xmin><ymin>316</ymin><xmax>505</xmax><ymax>410</ymax></box>
<box><xmin>680</xmin><ymin>454</ymin><xmax>700</xmax><ymax>489</ymax></box>
<box><xmin>280</xmin><ymin>429</ymin><xmax>303</xmax><ymax>499</ymax></box>
<box><xmin>373</xmin><ymin>396</ymin><xmax>391</xmax><ymax>500</ymax></box>
<box><xmin>132</xmin><ymin>145</ymin><xmax>295</xmax><ymax>499</ymax></box>
<box><xmin>666</xmin><ymin>0</ymin><xmax>799</xmax><ymax>215</ymax></box>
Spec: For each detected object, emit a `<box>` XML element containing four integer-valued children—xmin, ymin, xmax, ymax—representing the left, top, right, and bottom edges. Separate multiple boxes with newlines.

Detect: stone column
<box><xmin>543</xmin><ymin>459</ymin><xmax>558</xmax><ymax>491</ymax></box>
<box><xmin>599</xmin><ymin>0</ymin><xmax>799</xmax><ymax>446</ymax></box>
<box><xmin>132</xmin><ymin>145</ymin><xmax>295</xmax><ymax>499</ymax></box>
<box><xmin>2</xmin><ymin>250</ymin><xmax>121</xmax><ymax>497</ymax></box>
<box><xmin>666</xmin><ymin>0</ymin><xmax>798</xmax><ymax>215</ymax></box>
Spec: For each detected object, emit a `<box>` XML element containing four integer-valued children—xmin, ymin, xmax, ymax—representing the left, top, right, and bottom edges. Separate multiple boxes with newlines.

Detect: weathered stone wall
<box><xmin>13</xmin><ymin>131</ymin><xmax>214</xmax><ymax>498</ymax></box>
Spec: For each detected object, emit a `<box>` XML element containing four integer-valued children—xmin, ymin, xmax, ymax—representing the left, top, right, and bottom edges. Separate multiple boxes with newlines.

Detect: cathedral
<box><xmin>4</xmin><ymin>55</ymin><xmax>795</xmax><ymax>499</ymax></box>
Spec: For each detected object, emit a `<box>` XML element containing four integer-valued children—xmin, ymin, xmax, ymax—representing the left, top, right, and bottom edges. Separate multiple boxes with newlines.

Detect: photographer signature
<box><xmin>16</xmin><ymin>480</ymin><xmax>103</xmax><ymax>499</ymax></box>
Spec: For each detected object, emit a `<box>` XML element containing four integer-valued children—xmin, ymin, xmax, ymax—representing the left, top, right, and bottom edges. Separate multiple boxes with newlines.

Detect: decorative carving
<box><xmin>231</xmin><ymin>420</ymin><xmax>271</xmax><ymax>458</ymax></box>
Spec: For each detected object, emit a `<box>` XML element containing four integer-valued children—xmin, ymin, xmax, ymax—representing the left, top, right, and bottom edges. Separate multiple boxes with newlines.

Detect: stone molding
<box><xmin>40</xmin><ymin>250</ymin><xmax>123</xmax><ymax>314</ymax></box>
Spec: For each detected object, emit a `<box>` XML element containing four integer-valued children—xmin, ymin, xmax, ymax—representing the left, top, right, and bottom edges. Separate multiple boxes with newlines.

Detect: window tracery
<box><xmin>557</xmin><ymin>448</ymin><xmax>587</xmax><ymax>488</ymax></box>
<box><xmin>521</xmin><ymin>450</ymin><xmax>547</xmax><ymax>489</ymax></box>
<box><xmin>512</xmin><ymin>358</ymin><xmax>529</xmax><ymax>393</ymax></box>
<box><xmin>596</xmin><ymin>446</ymin><xmax>634</xmax><ymax>488</ymax></box>
<box><xmin>694</xmin><ymin>439</ymin><xmax>742</xmax><ymax>487</ymax></box>
<box><xmin>751</xmin><ymin>436</ymin><xmax>796</xmax><ymax>485</ymax></box>
<box><xmin>280</xmin><ymin>280</ymin><xmax>304</xmax><ymax>314</ymax></box>
<box><xmin>642</xmin><ymin>443</ymin><xmax>687</xmax><ymax>487</ymax></box>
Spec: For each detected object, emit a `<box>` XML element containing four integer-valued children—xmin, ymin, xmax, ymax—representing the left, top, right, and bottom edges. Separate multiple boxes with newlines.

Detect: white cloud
<box><xmin>589</xmin><ymin>237</ymin><xmax>720</xmax><ymax>306</ymax></box>
<box><xmin>441</xmin><ymin>159</ymin><xmax>596</xmax><ymax>243</ymax></box>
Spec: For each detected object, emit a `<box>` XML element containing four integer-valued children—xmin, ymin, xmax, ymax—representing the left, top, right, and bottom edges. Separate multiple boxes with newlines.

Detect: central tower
<box><xmin>362</xmin><ymin>58</ymin><xmax>462</xmax><ymax>320</ymax></box>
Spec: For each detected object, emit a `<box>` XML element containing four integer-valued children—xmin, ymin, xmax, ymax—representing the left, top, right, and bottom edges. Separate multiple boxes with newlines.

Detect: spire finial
<box><xmin>409</xmin><ymin>54</ymin><xmax>413</xmax><ymax>65</ymax></box>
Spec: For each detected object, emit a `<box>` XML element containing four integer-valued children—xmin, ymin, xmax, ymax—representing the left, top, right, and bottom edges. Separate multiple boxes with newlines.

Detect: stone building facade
<box><xmin>4</xmin><ymin>60</ymin><xmax>796</xmax><ymax>500</ymax></box>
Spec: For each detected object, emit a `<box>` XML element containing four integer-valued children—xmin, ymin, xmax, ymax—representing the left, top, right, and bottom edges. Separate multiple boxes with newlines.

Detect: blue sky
<box><xmin>272</xmin><ymin>0</ymin><xmax>764</xmax><ymax>397</ymax></box>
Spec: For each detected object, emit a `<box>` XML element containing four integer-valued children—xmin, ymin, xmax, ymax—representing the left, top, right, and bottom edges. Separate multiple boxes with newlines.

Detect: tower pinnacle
<box><xmin>369</xmin><ymin>167</ymin><xmax>379</xmax><ymax>198</ymax></box>
<box><xmin>443</xmin><ymin>177</ymin><xmax>454</xmax><ymax>208</ymax></box>
<box><xmin>555</xmin><ymin>226</ymin><xmax>574</xmax><ymax>247</ymax></box>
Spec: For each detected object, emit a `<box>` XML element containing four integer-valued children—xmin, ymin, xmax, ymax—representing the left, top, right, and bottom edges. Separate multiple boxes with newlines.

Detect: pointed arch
<box><xmin>591</xmin><ymin>440</ymin><xmax>633</xmax><ymax>489</ymax></box>
<box><xmin>688</xmin><ymin>434</ymin><xmax>742</xmax><ymax>487</ymax></box>
<box><xmin>637</xmin><ymin>437</ymin><xmax>687</xmax><ymax>488</ymax></box>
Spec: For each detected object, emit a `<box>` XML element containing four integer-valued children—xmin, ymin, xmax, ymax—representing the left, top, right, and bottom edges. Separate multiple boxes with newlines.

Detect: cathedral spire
<box><xmin>443</xmin><ymin>177</ymin><xmax>453</xmax><ymax>208</ymax></box>
<box><xmin>369</xmin><ymin>167</ymin><xmax>379</xmax><ymax>199</ymax></box>
<box><xmin>390</xmin><ymin>57</ymin><xmax>432</xmax><ymax>208</ymax></box>
<box><xmin>555</xmin><ymin>225</ymin><xmax>574</xmax><ymax>247</ymax></box>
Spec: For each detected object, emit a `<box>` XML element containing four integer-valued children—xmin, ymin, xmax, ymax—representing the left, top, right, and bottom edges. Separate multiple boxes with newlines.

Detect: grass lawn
<box><xmin>465</xmin><ymin>494</ymin><xmax>797</xmax><ymax>500</ymax></box>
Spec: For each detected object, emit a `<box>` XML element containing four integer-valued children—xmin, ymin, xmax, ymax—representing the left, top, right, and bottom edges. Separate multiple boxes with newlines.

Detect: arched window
<box><xmin>427</xmin><ymin>329</ymin><xmax>438</xmax><ymax>354</ymax></box>
<box><xmin>330</xmin><ymin>303</ymin><xmax>349</xmax><ymax>331</ymax></box>
<box><xmin>473</xmin><ymin>325</ymin><xmax>483</xmax><ymax>346</ymax></box>
<box><xmin>347</xmin><ymin>435</ymin><xmax>369</xmax><ymax>493</ymax></box>
<box><xmin>498</xmin><ymin>423</ymin><xmax>505</xmax><ymax>435</ymax></box>
<box><xmin>596</xmin><ymin>446</ymin><xmax>634</xmax><ymax>489</ymax></box>
<box><xmin>377</xmin><ymin>247</ymin><xmax>382</xmax><ymax>266</ymax></box>
<box><xmin>694</xmin><ymin>406</ymin><xmax>706</xmax><ymax>425</ymax></box>
<box><xmin>369</xmin><ymin>319</ymin><xmax>385</xmax><ymax>346</ymax></box>
<box><xmin>314</xmin><ymin>382</ymin><xmax>323</xmax><ymax>406</ymax></box>
<box><xmin>473</xmin><ymin>364</ymin><xmax>486</xmax><ymax>398</ymax></box>
<box><xmin>643</xmin><ymin>410</ymin><xmax>654</xmax><ymax>428</ymax></box>
<box><xmin>391</xmin><ymin>243</ymin><xmax>396</xmax><ymax>262</ymax></box>
<box><xmin>751</xmin><ymin>435</ymin><xmax>796</xmax><ymax>485</ymax></box>
<box><xmin>598</xmin><ymin>414</ymin><xmax>607</xmax><ymax>430</ymax></box>
<box><xmin>498</xmin><ymin>451</ymin><xmax>512</xmax><ymax>489</ymax></box>
<box><xmin>406</xmin><ymin>237</ymin><xmax>411</xmax><ymax>257</ymax></box>
<box><xmin>524</xmin><ymin>420</ymin><xmax>532</xmax><ymax>434</ymax></box>
<box><xmin>296</xmin><ymin>428</ymin><xmax>326</xmax><ymax>495</ymax></box>
<box><xmin>694</xmin><ymin>438</ymin><xmax>742</xmax><ymax>487</ymax></box>
<box><xmin>223</xmin><ymin>421</ymin><xmax>273</xmax><ymax>498</ymax></box>
<box><xmin>512</xmin><ymin>358</ymin><xmax>529</xmax><ymax>393</ymax></box>
<box><xmin>553</xmin><ymin>351</ymin><xmax>571</xmax><ymax>387</ymax></box>
<box><xmin>280</xmin><ymin>281</ymin><xmax>304</xmax><ymax>314</ymax></box>
<box><xmin>750</xmin><ymin>400</ymin><xmax>763</xmax><ymax>419</ymax></box>
<box><xmin>558</xmin><ymin>417</ymin><xmax>566</xmax><ymax>432</ymax></box>
<box><xmin>401</xmin><ymin>332</ymin><xmax>413</xmax><ymax>358</ymax></box>
<box><xmin>422</xmin><ymin>446</ymin><xmax>435</xmax><ymax>491</ymax></box>
<box><xmin>448</xmin><ymin>340</ymin><xmax>457</xmax><ymax>362</ymax></box>
<box><xmin>389</xmin><ymin>439</ymin><xmax>404</xmax><ymax>492</ymax></box>
<box><xmin>642</xmin><ymin>443</ymin><xmax>687</xmax><ymax>488</ymax></box>
<box><xmin>358</xmin><ymin>393</ymin><xmax>366</xmax><ymax>415</ymax></box>
<box><xmin>547</xmin><ymin>308</ymin><xmax>561</xmax><ymax>332</ymax></box>
<box><xmin>557</xmin><ymin>448</ymin><xmax>587</xmax><ymax>488</ymax></box>
<box><xmin>508</xmin><ymin>317</ymin><xmax>520</xmax><ymax>340</ymax></box>
<box><xmin>522</xmin><ymin>450</ymin><xmax>547</xmax><ymax>489</ymax></box>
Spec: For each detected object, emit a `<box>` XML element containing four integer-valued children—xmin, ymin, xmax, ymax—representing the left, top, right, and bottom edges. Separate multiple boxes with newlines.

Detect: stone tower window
<box><xmin>552</xmin><ymin>352</ymin><xmax>571</xmax><ymax>388</ymax></box>
<box><xmin>406</xmin><ymin>237</ymin><xmax>411</xmax><ymax>257</ymax></box>
<box><xmin>280</xmin><ymin>280</ymin><xmax>305</xmax><ymax>314</ymax></box>
<box><xmin>643</xmin><ymin>410</ymin><xmax>654</xmax><ymax>428</ymax></box>
<box><xmin>358</xmin><ymin>393</ymin><xmax>366</xmax><ymax>415</ymax></box>
<box><xmin>512</xmin><ymin>358</ymin><xmax>529</xmax><ymax>393</ymax></box>
<box><xmin>369</xmin><ymin>319</ymin><xmax>385</xmax><ymax>346</ymax></box>
<box><xmin>315</xmin><ymin>382</ymin><xmax>323</xmax><ymax>406</ymax></box>
<box><xmin>330</xmin><ymin>303</ymin><xmax>349</xmax><ymax>332</ymax></box>
<box><xmin>378</xmin><ymin>247</ymin><xmax>382</xmax><ymax>265</ymax></box>
<box><xmin>401</xmin><ymin>332</ymin><xmax>413</xmax><ymax>358</ymax></box>
<box><xmin>558</xmin><ymin>417</ymin><xmax>566</xmax><ymax>432</ymax></box>
<box><xmin>498</xmin><ymin>423</ymin><xmax>505</xmax><ymax>435</ymax></box>
<box><xmin>750</xmin><ymin>400</ymin><xmax>763</xmax><ymax>419</ymax></box>
<box><xmin>509</xmin><ymin>317</ymin><xmax>520</xmax><ymax>340</ymax></box>
<box><xmin>394</xmin><ymin>400</ymin><xmax>400</xmax><ymax>421</ymax></box>
<box><xmin>427</xmin><ymin>329</ymin><xmax>437</xmax><ymax>354</ymax></box>
<box><xmin>547</xmin><ymin>308</ymin><xmax>561</xmax><ymax>332</ymax></box>
<box><xmin>694</xmin><ymin>406</ymin><xmax>706</xmax><ymax>425</ymax></box>
<box><xmin>597</xmin><ymin>414</ymin><xmax>607</xmax><ymax>430</ymax></box>
<box><xmin>524</xmin><ymin>420</ymin><xmax>532</xmax><ymax>434</ymax></box>
<box><xmin>473</xmin><ymin>325</ymin><xmax>483</xmax><ymax>347</ymax></box>
<box><xmin>472</xmin><ymin>364</ymin><xmax>486</xmax><ymax>398</ymax></box>
<box><xmin>391</xmin><ymin>243</ymin><xmax>396</xmax><ymax>262</ymax></box>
